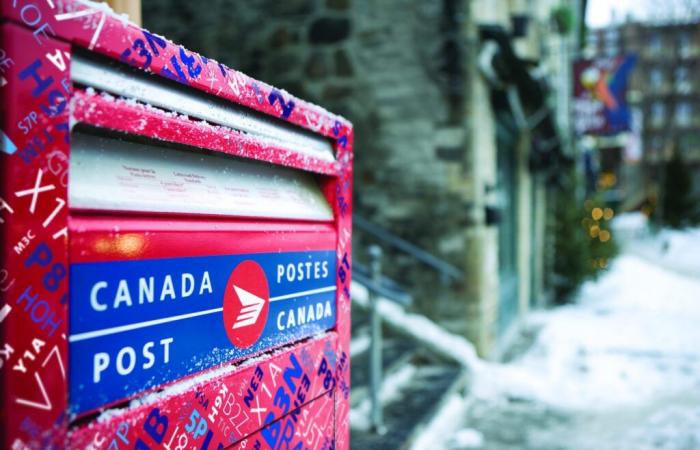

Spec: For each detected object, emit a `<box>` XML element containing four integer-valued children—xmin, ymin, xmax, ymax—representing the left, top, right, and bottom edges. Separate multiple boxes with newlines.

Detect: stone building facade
<box><xmin>143</xmin><ymin>0</ymin><xmax>574</xmax><ymax>357</ymax></box>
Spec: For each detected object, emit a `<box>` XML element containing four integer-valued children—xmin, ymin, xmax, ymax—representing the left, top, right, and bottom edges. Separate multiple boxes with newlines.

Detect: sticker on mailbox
<box><xmin>223</xmin><ymin>260</ymin><xmax>270</xmax><ymax>348</ymax></box>
<box><xmin>69</xmin><ymin>250</ymin><xmax>336</xmax><ymax>414</ymax></box>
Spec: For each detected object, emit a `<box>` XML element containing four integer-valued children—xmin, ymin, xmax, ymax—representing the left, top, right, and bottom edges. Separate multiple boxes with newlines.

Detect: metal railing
<box><xmin>352</xmin><ymin>216</ymin><xmax>462</xmax><ymax>434</ymax></box>
<box><xmin>353</xmin><ymin>215</ymin><xmax>462</xmax><ymax>282</ymax></box>
<box><xmin>367</xmin><ymin>245</ymin><xmax>386</xmax><ymax>434</ymax></box>
<box><xmin>353</xmin><ymin>262</ymin><xmax>412</xmax><ymax>306</ymax></box>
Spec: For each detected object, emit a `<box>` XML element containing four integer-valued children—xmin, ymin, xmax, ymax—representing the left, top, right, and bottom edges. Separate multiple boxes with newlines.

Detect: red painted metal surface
<box><xmin>0</xmin><ymin>1</ymin><xmax>353</xmax><ymax>448</ymax></box>
<box><xmin>68</xmin><ymin>335</ymin><xmax>340</xmax><ymax>449</ymax></box>
<box><xmin>230</xmin><ymin>389</ymin><xmax>337</xmax><ymax>450</ymax></box>
<box><xmin>69</xmin><ymin>216</ymin><xmax>337</xmax><ymax>263</ymax></box>
<box><xmin>1</xmin><ymin>20</ymin><xmax>72</xmax><ymax>450</ymax></box>
<box><xmin>71</xmin><ymin>89</ymin><xmax>341</xmax><ymax>177</ymax></box>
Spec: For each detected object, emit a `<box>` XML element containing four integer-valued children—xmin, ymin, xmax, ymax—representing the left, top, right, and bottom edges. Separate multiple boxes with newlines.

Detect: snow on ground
<box><xmin>447</xmin><ymin>428</ymin><xmax>485</xmax><ymax>449</ymax></box>
<box><xmin>614</xmin><ymin>212</ymin><xmax>700</xmax><ymax>277</ymax></box>
<box><xmin>413</xmin><ymin>225</ymin><xmax>700</xmax><ymax>449</ymax></box>
<box><xmin>475</xmin><ymin>253</ymin><xmax>700</xmax><ymax>410</ymax></box>
<box><xmin>632</xmin><ymin>227</ymin><xmax>700</xmax><ymax>278</ymax></box>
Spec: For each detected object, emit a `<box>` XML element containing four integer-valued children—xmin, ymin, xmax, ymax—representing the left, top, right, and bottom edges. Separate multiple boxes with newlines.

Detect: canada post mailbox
<box><xmin>0</xmin><ymin>2</ymin><xmax>353</xmax><ymax>449</ymax></box>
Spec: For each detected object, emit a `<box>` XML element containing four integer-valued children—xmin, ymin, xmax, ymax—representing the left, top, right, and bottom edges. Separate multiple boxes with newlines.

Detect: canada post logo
<box><xmin>69</xmin><ymin>250</ymin><xmax>336</xmax><ymax>414</ymax></box>
<box><xmin>223</xmin><ymin>260</ymin><xmax>270</xmax><ymax>348</ymax></box>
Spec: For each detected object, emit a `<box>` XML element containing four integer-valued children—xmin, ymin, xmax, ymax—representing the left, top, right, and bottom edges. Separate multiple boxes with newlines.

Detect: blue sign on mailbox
<box><xmin>69</xmin><ymin>250</ymin><xmax>337</xmax><ymax>414</ymax></box>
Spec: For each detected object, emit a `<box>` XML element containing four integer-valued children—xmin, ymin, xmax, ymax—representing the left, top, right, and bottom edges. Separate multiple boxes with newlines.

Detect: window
<box><xmin>605</xmin><ymin>28</ymin><xmax>619</xmax><ymax>44</ymax></box>
<box><xmin>679</xmin><ymin>32</ymin><xmax>690</xmax><ymax>58</ymax></box>
<box><xmin>605</xmin><ymin>44</ymin><xmax>619</xmax><ymax>57</ymax></box>
<box><xmin>675</xmin><ymin>102</ymin><xmax>692</xmax><ymax>127</ymax></box>
<box><xmin>675</xmin><ymin>66</ymin><xmax>691</xmax><ymax>94</ymax></box>
<box><xmin>649</xmin><ymin>33</ymin><xmax>662</xmax><ymax>55</ymax></box>
<box><xmin>650</xmin><ymin>68</ymin><xmax>664</xmax><ymax>91</ymax></box>
<box><xmin>587</xmin><ymin>32</ymin><xmax>599</xmax><ymax>48</ymax></box>
<box><xmin>646</xmin><ymin>134</ymin><xmax>664</xmax><ymax>161</ymax></box>
<box><xmin>650</xmin><ymin>101</ymin><xmax>666</xmax><ymax>127</ymax></box>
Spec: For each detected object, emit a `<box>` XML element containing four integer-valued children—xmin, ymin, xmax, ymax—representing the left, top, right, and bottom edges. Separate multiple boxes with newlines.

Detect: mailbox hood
<box><xmin>71</xmin><ymin>52</ymin><xmax>336</xmax><ymax>165</ymax></box>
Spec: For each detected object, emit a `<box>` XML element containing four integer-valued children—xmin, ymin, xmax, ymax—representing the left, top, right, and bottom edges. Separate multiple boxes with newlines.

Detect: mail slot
<box><xmin>0</xmin><ymin>2</ymin><xmax>353</xmax><ymax>449</ymax></box>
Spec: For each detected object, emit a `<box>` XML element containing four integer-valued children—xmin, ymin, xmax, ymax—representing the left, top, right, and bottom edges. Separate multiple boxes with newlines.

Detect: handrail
<box><xmin>367</xmin><ymin>245</ymin><xmax>385</xmax><ymax>434</ymax></box>
<box><xmin>353</xmin><ymin>262</ymin><xmax>412</xmax><ymax>306</ymax></box>
<box><xmin>353</xmin><ymin>215</ymin><xmax>462</xmax><ymax>281</ymax></box>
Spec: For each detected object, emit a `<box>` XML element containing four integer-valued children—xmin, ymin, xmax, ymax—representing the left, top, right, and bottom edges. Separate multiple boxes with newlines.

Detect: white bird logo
<box><xmin>232</xmin><ymin>285</ymin><xmax>266</xmax><ymax>329</ymax></box>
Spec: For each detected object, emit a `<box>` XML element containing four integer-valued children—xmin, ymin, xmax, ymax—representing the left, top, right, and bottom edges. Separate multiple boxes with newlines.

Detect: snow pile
<box><xmin>613</xmin><ymin>212</ymin><xmax>700</xmax><ymax>276</ymax></box>
<box><xmin>351</xmin><ymin>282</ymin><xmax>483</xmax><ymax>372</ymax></box>
<box><xmin>636</xmin><ymin>227</ymin><xmax>700</xmax><ymax>277</ymax></box>
<box><xmin>350</xmin><ymin>333</ymin><xmax>371</xmax><ymax>357</ymax></box>
<box><xmin>612</xmin><ymin>211</ymin><xmax>648</xmax><ymax>233</ymax></box>
<box><xmin>612</xmin><ymin>212</ymin><xmax>649</xmax><ymax>246</ymax></box>
<box><xmin>75</xmin><ymin>0</ymin><xmax>133</xmax><ymax>26</ymax></box>
<box><xmin>619</xmin><ymin>401</ymin><xmax>700</xmax><ymax>450</ymax></box>
<box><xmin>447</xmin><ymin>428</ymin><xmax>485</xmax><ymax>449</ymax></box>
<box><xmin>473</xmin><ymin>254</ymin><xmax>700</xmax><ymax>411</ymax></box>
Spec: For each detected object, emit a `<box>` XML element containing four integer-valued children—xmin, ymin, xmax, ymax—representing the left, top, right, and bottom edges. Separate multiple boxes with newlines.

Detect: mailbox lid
<box><xmin>68</xmin><ymin>130</ymin><xmax>334</xmax><ymax>221</ymax></box>
<box><xmin>70</xmin><ymin>52</ymin><xmax>337</xmax><ymax>166</ymax></box>
<box><xmin>68</xmin><ymin>216</ymin><xmax>338</xmax><ymax>415</ymax></box>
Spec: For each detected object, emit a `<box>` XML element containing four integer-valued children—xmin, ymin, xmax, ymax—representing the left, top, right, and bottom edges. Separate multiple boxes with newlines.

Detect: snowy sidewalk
<box><xmin>628</xmin><ymin>228</ymin><xmax>700</xmax><ymax>280</ymax></box>
<box><xmin>414</xmin><ymin>253</ymin><xmax>700</xmax><ymax>450</ymax></box>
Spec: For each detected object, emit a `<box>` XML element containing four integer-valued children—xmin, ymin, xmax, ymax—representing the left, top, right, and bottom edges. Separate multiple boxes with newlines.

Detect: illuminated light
<box><xmin>599</xmin><ymin>230</ymin><xmax>611</xmax><ymax>242</ymax></box>
<box><xmin>603</xmin><ymin>208</ymin><xmax>614</xmax><ymax>220</ymax></box>
<box><xmin>590</xmin><ymin>225</ymin><xmax>600</xmax><ymax>238</ymax></box>
<box><xmin>592</xmin><ymin>208</ymin><xmax>603</xmax><ymax>221</ymax></box>
<box><xmin>94</xmin><ymin>238</ymin><xmax>112</xmax><ymax>253</ymax></box>
<box><xmin>116</xmin><ymin>234</ymin><xmax>145</xmax><ymax>257</ymax></box>
<box><xmin>599</xmin><ymin>258</ymin><xmax>608</xmax><ymax>268</ymax></box>
<box><xmin>598</xmin><ymin>172</ymin><xmax>618</xmax><ymax>189</ymax></box>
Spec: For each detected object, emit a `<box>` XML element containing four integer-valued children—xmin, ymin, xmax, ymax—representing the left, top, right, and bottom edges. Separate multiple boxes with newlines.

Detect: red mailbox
<box><xmin>1</xmin><ymin>2</ymin><xmax>353</xmax><ymax>449</ymax></box>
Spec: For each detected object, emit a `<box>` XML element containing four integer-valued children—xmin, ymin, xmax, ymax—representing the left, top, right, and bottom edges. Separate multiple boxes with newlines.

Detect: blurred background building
<box><xmin>585</xmin><ymin>19</ymin><xmax>700</xmax><ymax>220</ymax></box>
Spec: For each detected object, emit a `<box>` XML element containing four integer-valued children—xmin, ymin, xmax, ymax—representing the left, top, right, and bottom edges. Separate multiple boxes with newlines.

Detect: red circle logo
<box><xmin>223</xmin><ymin>260</ymin><xmax>270</xmax><ymax>348</ymax></box>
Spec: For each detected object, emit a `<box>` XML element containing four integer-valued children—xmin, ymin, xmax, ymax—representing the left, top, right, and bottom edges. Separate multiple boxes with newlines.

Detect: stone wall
<box><xmin>144</xmin><ymin>0</ymin><xmax>475</xmax><ymax>316</ymax></box>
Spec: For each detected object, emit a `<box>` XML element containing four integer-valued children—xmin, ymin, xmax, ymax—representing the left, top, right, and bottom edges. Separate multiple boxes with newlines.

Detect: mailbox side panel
<box><xmin>0</xmin><ymin>22</ymin><xmax>71</xmax><ymax>449</ymax></box>
<box><xmin>328</xmin><ymin>131</ymin><xmax>354</xmax><ymax>450</ymax></box>
<box><xmin>1</xmin><ymin>1</ymin><xmax>354</xmax><ymax>448</ymax></box>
